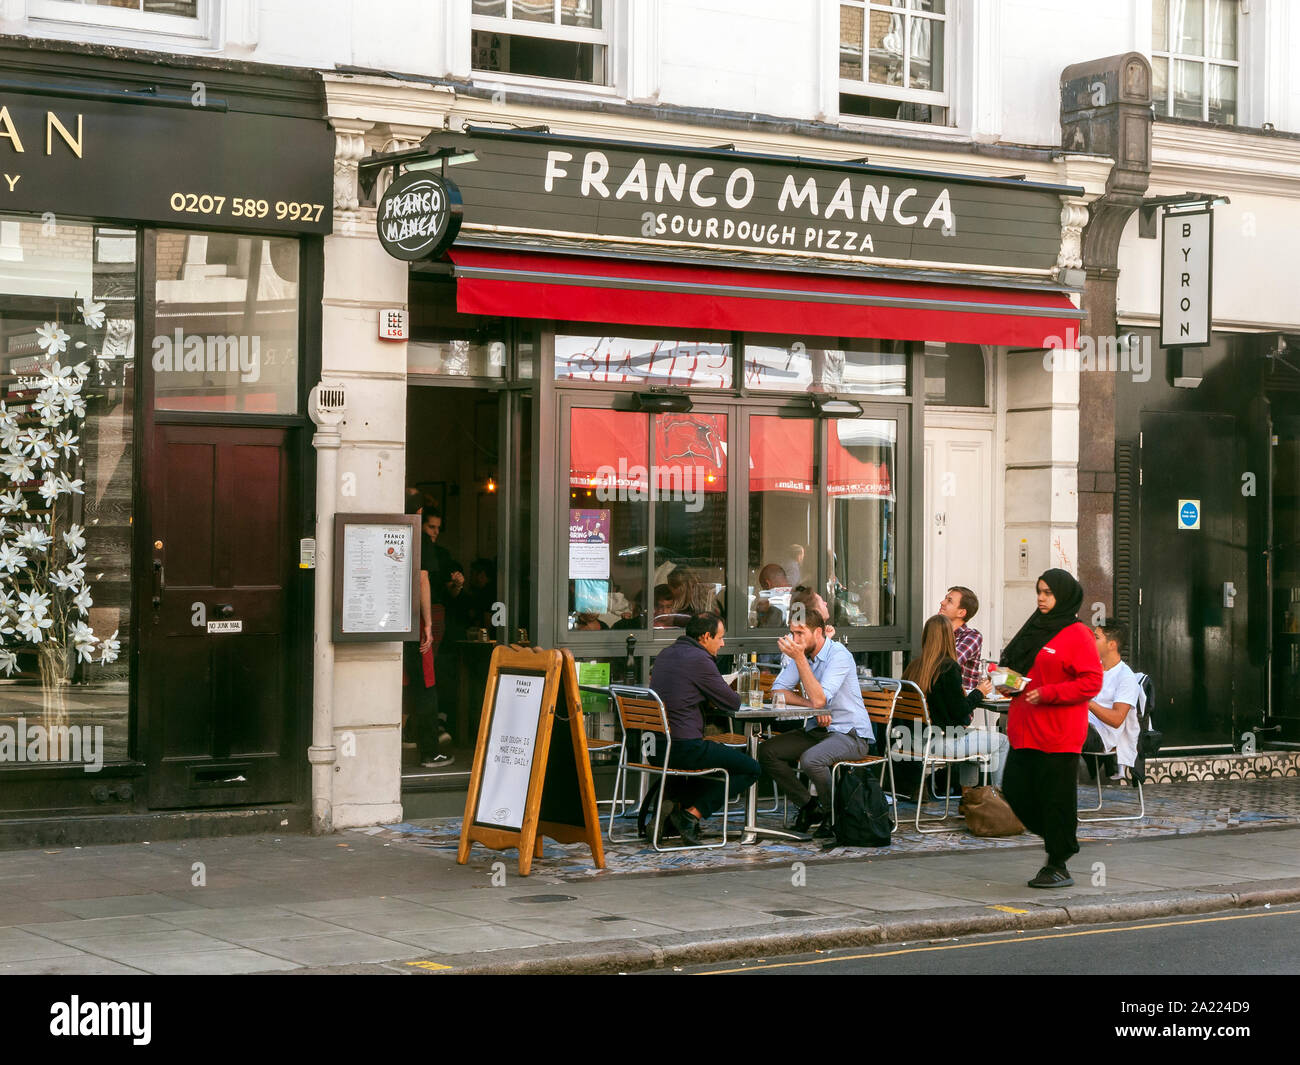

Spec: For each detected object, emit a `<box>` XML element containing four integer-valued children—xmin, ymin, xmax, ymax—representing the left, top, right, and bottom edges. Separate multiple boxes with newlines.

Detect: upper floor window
<box><xmin>472</xmin><ymin>1</ymin><xmax>609</xmax><ymax>87</ymax></box>
<box><xmin>30</xmin><ymin>0</ymin><xmax>210</xmax><ymax>40</ymax></box>
<box><xmin>1151</xmin><ymin>0</ymin><xmax>1239</xmax><ymax>123</ymax></box>
<box><xmin>839</xmin><ymin>0</ymin><xmax>949</xmax><ymax>127</ymax></box>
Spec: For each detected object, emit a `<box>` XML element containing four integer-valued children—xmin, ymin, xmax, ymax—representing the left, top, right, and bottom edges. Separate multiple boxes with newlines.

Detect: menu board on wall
<box><xmin>331</xmin><ymin>514</ymin><xmax>421</xmax><ymax>643</ymax></box>
<box><xmin>473</xmin><ymin>671</ymin><xmax>547</xmax><ymax>832</ymax></box>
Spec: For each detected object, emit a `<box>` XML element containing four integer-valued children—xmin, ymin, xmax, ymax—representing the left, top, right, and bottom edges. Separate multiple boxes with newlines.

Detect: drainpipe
<box><xmin>308</xmin><ymin>382</ymin><xmax>346</xmax><ymax>834</ymax></box>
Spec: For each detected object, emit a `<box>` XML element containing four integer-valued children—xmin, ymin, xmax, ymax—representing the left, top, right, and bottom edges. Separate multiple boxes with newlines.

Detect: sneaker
<box><xmin>1027</xmin><ymin>864</ymin><xmax>1074</xmax><ymax>888</ymax></box>
<box><xmin>420</xmin><ymin>754</ymin><xmax>456</xmax><ymax>769</ymax></box>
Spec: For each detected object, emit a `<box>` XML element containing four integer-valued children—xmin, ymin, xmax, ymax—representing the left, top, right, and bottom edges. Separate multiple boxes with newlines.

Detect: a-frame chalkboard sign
<box><xmin>457</xmin><ymin>645</ymin><xmax>605</xmax><ymax>876</ymax></box>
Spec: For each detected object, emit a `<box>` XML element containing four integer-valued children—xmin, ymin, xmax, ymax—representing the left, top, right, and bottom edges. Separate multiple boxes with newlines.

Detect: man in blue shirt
<box><xmin>649</xmin><ymin>613</ymin><xmax>760</xmax><ymax>845</ymax></box>
<box><xmin>758</xmin><ymin>609</ymin><xmax>873</xmax><ymax>833</ymax></box>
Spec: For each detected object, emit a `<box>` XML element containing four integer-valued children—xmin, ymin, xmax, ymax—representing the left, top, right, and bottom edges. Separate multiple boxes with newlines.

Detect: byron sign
<box><xmin>1160</xmin><ymin>207</ymin><xmax>1213</xmax><ymax>348</ymax></box>
<box><xmin>376</xmin><ymin>171</ymin><xmax>462</xmax><ymax>261</ymax></box>
<box><xmin>412</xmin><ymin>129</ymin><xmax>1072</xmax><ymax>271</ymax></box>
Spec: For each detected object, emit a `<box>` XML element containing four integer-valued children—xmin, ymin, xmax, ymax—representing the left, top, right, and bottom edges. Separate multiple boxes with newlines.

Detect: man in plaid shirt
<box><xmin>939</xmin><ymin>586</ymin><xmax>984</xmax><ymax>693</ymax></box>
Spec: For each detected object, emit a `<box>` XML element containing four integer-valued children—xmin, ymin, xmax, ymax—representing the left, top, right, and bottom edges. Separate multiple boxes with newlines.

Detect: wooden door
<box><xmin>141</xmin><ymin>423</ymin><xmax>296</xmax><ymax>808</ymax></box>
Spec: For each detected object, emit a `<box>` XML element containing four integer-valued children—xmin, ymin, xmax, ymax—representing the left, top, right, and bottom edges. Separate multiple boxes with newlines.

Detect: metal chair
<box><xmin>888</xmin><ymin>679</ymin><xmax>991</xmax><ymax>834</ymax></box>
<box><xmin>719</xmin><ymin>669</ymin><xmax>779</xmax><ymax>817</ymax></box>
<box><xmin>826</xmin><ymin>679</ymin><xmax>899</xmax><ymax>830</ymax></box>
<box><xmin>607</xmin><ymin>685</ymin><xmax>729</xmax><ymax>851</ymax></box>
<box><xmin>1078</xmin><ymin>672</ymin><xmax>1149</xmax><ymax>823</ymax></box>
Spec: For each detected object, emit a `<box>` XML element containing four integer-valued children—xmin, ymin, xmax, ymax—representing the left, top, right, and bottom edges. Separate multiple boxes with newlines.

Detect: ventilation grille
<box><xmin>1115</xmin><ymin>440</ymin><xmax>1140</xmax><ymax>656</ymax></box>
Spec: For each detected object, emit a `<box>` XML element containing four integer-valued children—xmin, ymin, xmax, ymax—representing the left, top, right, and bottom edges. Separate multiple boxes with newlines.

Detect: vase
<box><xmin>37</xmin><ymin>640</ymin><xmax>71</xmax><ymax>733</ymax></box>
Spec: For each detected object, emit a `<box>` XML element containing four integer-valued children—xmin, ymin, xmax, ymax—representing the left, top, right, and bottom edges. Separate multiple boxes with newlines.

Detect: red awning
<box><xmin>749</xmin><ymin>417</ymin><xmax>814</xmax><ymax>494</ymax></box>
<box><xmin>449</xmin><ymin>247</ymin><xmax>1082</xmax><ymax>348</ymax></box>
<box><xmin>568</xmin><ymin>409</ymin><xmax>727</xmax><ymax>491</ymax></box>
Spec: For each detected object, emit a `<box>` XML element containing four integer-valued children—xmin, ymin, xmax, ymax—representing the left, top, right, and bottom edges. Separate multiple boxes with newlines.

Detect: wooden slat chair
<box><xmin>607</xmin><ymin>684</ymin><xmax>729</xmax><ymax>851</ymax></box>
<box><xmin>889</xmin><ymin>679</ymin><xmax>991</xmax><ymax>834</ymax></box>
<box><xmin>1078</xmin><ymin>671</ymin><xmax>1149</xmax><ymax>823</ymax></box>
<box><xmin>824</xmin><ymin>680</ymin><xmax>897</xmax><ymax>830</ymax></box>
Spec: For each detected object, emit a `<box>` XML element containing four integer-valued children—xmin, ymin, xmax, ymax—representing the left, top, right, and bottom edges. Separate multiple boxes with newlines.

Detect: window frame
<box><xmin>28</xmin><ymin>0</ymin><xmax>218</xmax><ymax>48</ymax></box>
<box><xmin>1150</xmin><ymin>0</ymin><xmax>1242</xmax><ymax>124</ymax></box>
<box><xmin>837</xmin><ymin>0</ymin><xmax>953</xmax><ymax>121</ymax></box>
<box><xmin>471</xmin><ymin>0</ymin><xmax>614</xmax><ymax>90</ymax></box>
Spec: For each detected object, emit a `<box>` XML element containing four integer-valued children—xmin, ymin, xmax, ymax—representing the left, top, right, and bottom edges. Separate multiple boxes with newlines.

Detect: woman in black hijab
<box><xmin>998</xmin><ymin>569</ymin><xmax>1104</xmax><ymax>888</ymax></box>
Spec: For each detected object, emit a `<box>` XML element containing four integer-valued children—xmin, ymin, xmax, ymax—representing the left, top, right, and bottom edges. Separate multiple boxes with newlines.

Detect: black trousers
<box><xmin>404</xmin><ymin>642</ymin><xmax>441</xmax><ymax>761</ymax></box>
<box><xmin>1001</xmin><ymin>747</ymin><xmax>1079</xmax><ymax>868</ymax></box>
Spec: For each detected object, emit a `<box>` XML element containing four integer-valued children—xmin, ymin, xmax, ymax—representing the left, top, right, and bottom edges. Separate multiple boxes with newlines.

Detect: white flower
<box><xmin>0</xmin><ymin>491</ymin><xmax>26</xmax><ymax>515</ymax></box>
<box><xmin>63</xmin><ymin>523</ymin><xmax>86</xmax><ymax>553</ymax></box>
<box><xmin>37</xmin><ymin>475</ymin><xmax>59</xmax><ymax>505</ymax></box>
<box><xmin>54</xmin><ymin>431</ymin><xmax>79</xmax><ymax>458</ymax></box>
<box><xmin>0</xmin><ymin>588</ymin><xmax>14</xmax><ymax>613</ymax></box>
<box><xmin>56</xmin><ymin>474</ymin><xmax>85</xmax><ymax>496</ymax></box>
<box><xmin>65</xmin><ymin>557</ymin><xmax>86</xmax><ymax>581</ymax></box>
<box><xmin>16</xmin><ymin>614</ymin><xmax>49</xmax><ymax>643</ymax></box>
<box><xmin>0</xmin><ymin>650</ymin><xmax>16</xmax><ymax>675</ymax></box>
<box><xmin>65</xmin><ymin>394</ymin><xmax>86</xmax><ymax>419</ymax></box>
<box><xmin>39</xmin><ymin>361</ymin><xmax>74</xmax><ymax>387</ymax></box>
<box><xmin>0</xmin><ymin>402</ymin><xmax>16</xmax><ymax>429</ymax></box>
<box><xmin>32</xmin><ymin>392</ymin><xmax>61</xmax><ymax>425</ymax></box>
<box><xmin>1</xmin><ymin>454</ymin><xmax>35</xmax><ymax>484</ymax></box>
<box><xmin>73</xmin><ymin>584</ymin><xmax>92</xmax><ymax>615</ymax></box>
<box><xmin>50</xmin><ymin>569</ymin><xmax>80</xmax><ymax>591</ymax></box>
<box><xmin>0</xmin><ymin>542</ymin><xmax>26</xmax><ymax>573</ymax></box>
<box><xmin>17</xmin><ymin>589</ymin><xmax>50</xmax><ymax>621</ymax></box>
<box><xmin>80</xmin><ymin>298</ymin><xmax>106</xmax><ymax>329</ymax></box>
<box><xmin>98</xmin><ymin>630</ymin><xmax>119</xmax><ymax>664</ymax></box>
<box><xmin>29</xmin><ymin>440</ymin><xmax>57</xmax><ymax>471</ymax></box>
<box><xmin>13</xmin><ymin>527</ymin><xmax>52</xmax><ymax>552</ymax></box>
<box><xmin>71</xmin><ymin>621</ymin><xmax>98</xmax><ymax>663</ymax></box>
<box><xmin>35</xmin><ymin>322</ymin><xmax>69</xmax><ymax>355</ymax></box>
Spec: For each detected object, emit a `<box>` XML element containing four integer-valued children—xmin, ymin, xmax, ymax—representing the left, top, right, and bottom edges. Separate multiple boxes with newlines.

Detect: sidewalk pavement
<box><xmin>2</xmin><ymin>778</ymin><xmax>1300</xmax><ymax>975</ymax></box>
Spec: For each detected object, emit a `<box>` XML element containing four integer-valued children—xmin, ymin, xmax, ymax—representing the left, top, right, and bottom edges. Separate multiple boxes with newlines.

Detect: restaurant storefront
<box><xmin>0</xmin><ymin>41</ymin><xmax>332</xmax><ymax>843</ymax></box>
<box><xmin>361</xmin><ymin>121</ymin><xmax>1090</xmax><ymax>805</ymax></box>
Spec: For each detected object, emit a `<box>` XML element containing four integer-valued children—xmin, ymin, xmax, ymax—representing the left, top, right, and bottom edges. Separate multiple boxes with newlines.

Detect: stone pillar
<box><xmin>1060</xmin><ymin>53</ymin><xmax>1153</xmax><ymax>621</ymax></box>
<box><xmin>322</xmin><ymin>117</ymin><xmax>409</xmax><ymax>829</ymax></box>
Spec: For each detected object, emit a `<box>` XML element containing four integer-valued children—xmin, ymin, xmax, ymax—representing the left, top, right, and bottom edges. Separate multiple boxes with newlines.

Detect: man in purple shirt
<box><xmin>648</xmin><ymin>613</ymin><xmax>760</xmax><ymax>845</ymax></box>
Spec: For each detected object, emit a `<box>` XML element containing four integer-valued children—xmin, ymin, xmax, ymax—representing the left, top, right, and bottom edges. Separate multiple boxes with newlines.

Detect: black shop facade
<box><xmin>372</xmin><ymin>127</ymin><xmax>1084</xmax><ymax>761</ymax></box>
<box><xmin>0</xmin><ymin>42</ymin><xmax>333</xmax><ymax>844</ymax></box>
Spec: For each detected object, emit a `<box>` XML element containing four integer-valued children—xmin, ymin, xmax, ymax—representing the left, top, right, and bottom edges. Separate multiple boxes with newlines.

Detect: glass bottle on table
<box><xmin>746</xmin><ymin>652</ymin><xmax>763</xmax><ymax>708</ymax></box>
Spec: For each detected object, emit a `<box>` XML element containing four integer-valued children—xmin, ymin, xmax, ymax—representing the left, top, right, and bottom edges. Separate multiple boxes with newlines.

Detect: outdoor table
<box><xmin>732</xmin><ymin>704</ymin><xmax>820</xmax><ymax>845</ymax></box>
<box><xmin>979</xmin><ymin>695</ymin><xmax>1012</xmax><ymax>733</ymax></box>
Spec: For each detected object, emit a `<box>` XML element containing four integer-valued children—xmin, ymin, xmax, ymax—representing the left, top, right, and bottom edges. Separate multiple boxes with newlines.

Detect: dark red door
<box><xmin>142</xmin><ymin>423</ymin><xmax>296</xmax><ymax>808</ymax></box>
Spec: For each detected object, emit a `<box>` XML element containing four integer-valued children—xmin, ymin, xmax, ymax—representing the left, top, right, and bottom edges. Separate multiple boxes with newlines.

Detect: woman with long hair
<box><xmin>902</xmin><ymin>614</ymin><xmax>1006</xmax><ymax>789</ymax></box>
<box><xmin>997</xmin><ymin>568</ymin><xmax>1104</xmax><ymax>889</ymax></box>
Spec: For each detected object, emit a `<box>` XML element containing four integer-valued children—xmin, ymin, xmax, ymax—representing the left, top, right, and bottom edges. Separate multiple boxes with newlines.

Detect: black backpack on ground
<box><xmin>829</xmin><ymin>766</ymin><xmax>892</xmax><ymax>848</ymax></box>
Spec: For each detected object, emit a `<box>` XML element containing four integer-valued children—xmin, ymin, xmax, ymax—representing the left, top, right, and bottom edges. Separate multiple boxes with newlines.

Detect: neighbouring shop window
<box><xmin>0</xmin><ymin>215</ymin><xmax>136</xmax><ymax>766</ymax></box>
<box><xmin>556</xmin><ymin>333</ymin><xmax>733</xmax><ymax>388</ymax></box>
<box><xmin>1152</xmin><ymin>0</ymin><xmax>1239</xmax><ymax>124</ymax></box>
<box><xmin>409</xmin><ymin>278</ymin><xmax>506</xmax><ymax>379</ymax></box>
<box><xmin>568</xmin><ymin>408</ymin><xmax>648</xmax><ymax>631</ymax></box>
<box><xmin>472</xmin><ymin>0</ymin><xmax>609</xmax><ymax>86</ymax></box>
<box><xmin>923</xmin><ymin>342</ymin><xmax>987</xmax><ymax>406</ymax></box>
<box><xmin>827</xmin><ymin>418</ymin><xmax>897</xmax><ymax>628</ymax></box>
<box><xmin>744</xmin><ymin>335</ymin><xmax>907</xmax><ymax>395</ymax></box>
<box><xmin>153</xmin><ymin>232</ymin><xmax>299</xmax><ymax>414</ymax></box>
<box><xmin>653</xmin><ymin>412</ymin><xmax>728</xmax><ymax>628</ymax></box>
<box><xmin>839</xmin><ymin>0</ymin><xmax>949</xmax><ymax>126</ymax></box>
<box><xmin>747</xmin><ymin>416</ymin><xmax>814</xmax><ymax>630</ymax></box>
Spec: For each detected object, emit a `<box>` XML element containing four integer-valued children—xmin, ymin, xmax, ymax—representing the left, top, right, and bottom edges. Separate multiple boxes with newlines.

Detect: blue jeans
<box><xmin>660</xmin><ymin>738</ymin><xmax>760</xmax><ymax>821</ymax></box>
<box><xmin>937</xmin><ymin>727</ymin><xmax>1009</xmax><ymax>787</ymax></box>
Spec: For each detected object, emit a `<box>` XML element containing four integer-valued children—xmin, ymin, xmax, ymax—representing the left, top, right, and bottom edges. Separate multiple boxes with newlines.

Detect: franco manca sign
<box><xmin>418</xmin><ymin>129</ymin><xmax>1070</xmax><ymax>271</ymax></box>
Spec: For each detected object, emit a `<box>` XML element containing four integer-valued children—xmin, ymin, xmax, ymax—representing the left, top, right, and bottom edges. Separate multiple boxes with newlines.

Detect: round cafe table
<box><xmin>732</xmin><ymin>704</ymin><xmax>820</xmax><ymax>845</ymax></box>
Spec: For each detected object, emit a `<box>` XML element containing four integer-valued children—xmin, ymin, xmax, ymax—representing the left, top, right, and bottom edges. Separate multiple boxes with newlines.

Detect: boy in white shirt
<box><xmin>1084</xmin><ymin>622</ymin><xmax>1141</xmax><ymax>777</ymax></box>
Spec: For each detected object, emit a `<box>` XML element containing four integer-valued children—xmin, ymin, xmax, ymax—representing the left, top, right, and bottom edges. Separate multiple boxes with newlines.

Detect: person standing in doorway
<box><xmin>998</xmin><ymin>569</ymin><xmax>1103</xmax><ymax>888</ymax></box>
<box><xmin>405</xmin><ymin>495</ymin><xmax>452</xmax><ymax>769</ymax></box>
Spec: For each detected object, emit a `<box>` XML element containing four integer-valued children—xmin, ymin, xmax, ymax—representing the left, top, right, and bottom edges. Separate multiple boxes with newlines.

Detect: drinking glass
<box><xmin>772</xmin><ymin>690</ymin><xmax>787</xmax><ymax>711</ymax></box>
<box><xmin>748</xmin><ymin>685</ymin><xmax>763</xmax><ymax>709</ymax></box>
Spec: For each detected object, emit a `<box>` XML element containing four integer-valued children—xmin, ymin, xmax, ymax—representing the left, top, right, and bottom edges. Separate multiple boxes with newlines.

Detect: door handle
<box><xmin>152</xmin><ymin>558</ymin><xmax>165</xmax><ymax>608</ymax></box>
<box><xmin>216</xmin><ymin>604</ymin><xmax>235</xmax><ymax>618</ymax></box>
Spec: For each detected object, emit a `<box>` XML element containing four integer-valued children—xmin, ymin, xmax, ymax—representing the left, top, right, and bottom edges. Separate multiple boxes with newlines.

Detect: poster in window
<box><xmin>568</xmin><ymin>508</ymin><xmax>610</xmax><ymax>579</ymax></box>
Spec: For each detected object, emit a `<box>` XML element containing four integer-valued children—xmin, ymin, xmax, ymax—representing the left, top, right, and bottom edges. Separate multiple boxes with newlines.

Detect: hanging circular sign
<box><xmin>376</xmin><ymin>171</ymin><xmax>462</xmax><ymax>261</ymax></box>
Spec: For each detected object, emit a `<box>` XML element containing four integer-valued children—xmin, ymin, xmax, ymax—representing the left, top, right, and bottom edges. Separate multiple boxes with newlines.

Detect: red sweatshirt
<box><xmin>1006</xmin><ymin>622</ymin><xmax>1104</xmax><ymax>753</ymax></box>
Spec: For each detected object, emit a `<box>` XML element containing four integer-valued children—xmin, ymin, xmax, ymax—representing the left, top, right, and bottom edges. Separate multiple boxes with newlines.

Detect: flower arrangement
<box><xmin>1</xmin><ymin>298</ymin><xmax>118</xmax><ymax>727</ymax></box>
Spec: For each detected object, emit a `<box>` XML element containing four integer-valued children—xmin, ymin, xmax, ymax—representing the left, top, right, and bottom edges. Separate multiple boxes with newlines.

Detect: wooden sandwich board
<box><xmin>457</xmin><ymin>645</ymin><xmax>606</xmax><ymax>876</ymax></box>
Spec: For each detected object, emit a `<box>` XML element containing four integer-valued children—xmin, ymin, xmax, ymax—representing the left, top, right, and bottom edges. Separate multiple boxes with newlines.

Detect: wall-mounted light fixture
<box><xmin>810</xmin><ymin>396</ymin><xmax>864</xmax><ymax>417</ymax></box>
<box><xmin>632</xmin><ymin>392</ymin><xmax>694</xmax><ymax>413</ymax></box>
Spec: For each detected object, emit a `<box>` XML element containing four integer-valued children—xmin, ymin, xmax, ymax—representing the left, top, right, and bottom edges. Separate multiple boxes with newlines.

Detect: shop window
<box><xmin>1152</xmin><ymin>0</ymin><xmax>1239</xmax><ymax>124</ymax></box>
<box><xmin>744</xmin><ymin>335</ymin><xmax>907</xmax><ymax>395</ymax></box>
<box><xmin>409</xmin><ymin>278</ymin><xmax>506</xmax><ymax>380</ymax></box>
<box><xmin>828</xmin><ymin>418</ymin><xmax>897</xmax><ymax>628</ymax></box>
<box><xmin>0</xmin><ymin>215</ymin><xmax>136</xmax><ymax>766</ymax></box>
<box><xmin>923</xmin><ymin>342</ymin><xmax>986</xmax><ymax>406</ymax></box>
<box><xmin>472</xmin><ymin>0</ymin><xmax>609</xmax><ymax>87</ymax></box>
<box><xmin>839</xmin><ymin>0</ymin><xmax>950</xmax><ymax>127</ymax></box>
<box><xmin>748</xmin><ymin>416</ymin><xmax>814</xmax><ymax>631</ymax></box>
<box><xmin>556</xmin><ymin>333</ymin><xmax>733</xmax><ymax>388</ymax></box>
<box><xmin>152</xmin><ymin>231</ymin><xmax>299</xmax><ymax>414</ymax></box>
<box><xmin>568</xmin><ymin>408</ymin><xmax>648</xmax><ymax>631</ymax></box>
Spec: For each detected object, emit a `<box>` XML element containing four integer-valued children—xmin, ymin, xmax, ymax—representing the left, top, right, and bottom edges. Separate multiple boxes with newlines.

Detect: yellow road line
<box><xmin>694</xmin><ymin>907</ymin><xmax>1300</xmax><ymax>974</ymax></box>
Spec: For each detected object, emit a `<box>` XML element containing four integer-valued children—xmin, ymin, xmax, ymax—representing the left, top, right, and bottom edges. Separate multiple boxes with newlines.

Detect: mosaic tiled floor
<box><xmin>360</xmin><ymin>778</ymin><xmax>1300</xmax><ymax>882</ymax></box>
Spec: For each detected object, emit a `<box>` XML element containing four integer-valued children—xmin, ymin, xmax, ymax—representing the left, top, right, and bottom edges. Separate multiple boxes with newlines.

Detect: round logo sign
<box><xmin>376</xmin><ymin>171</ymin><xmax>462</xmax><ymax>261</ymax></box>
